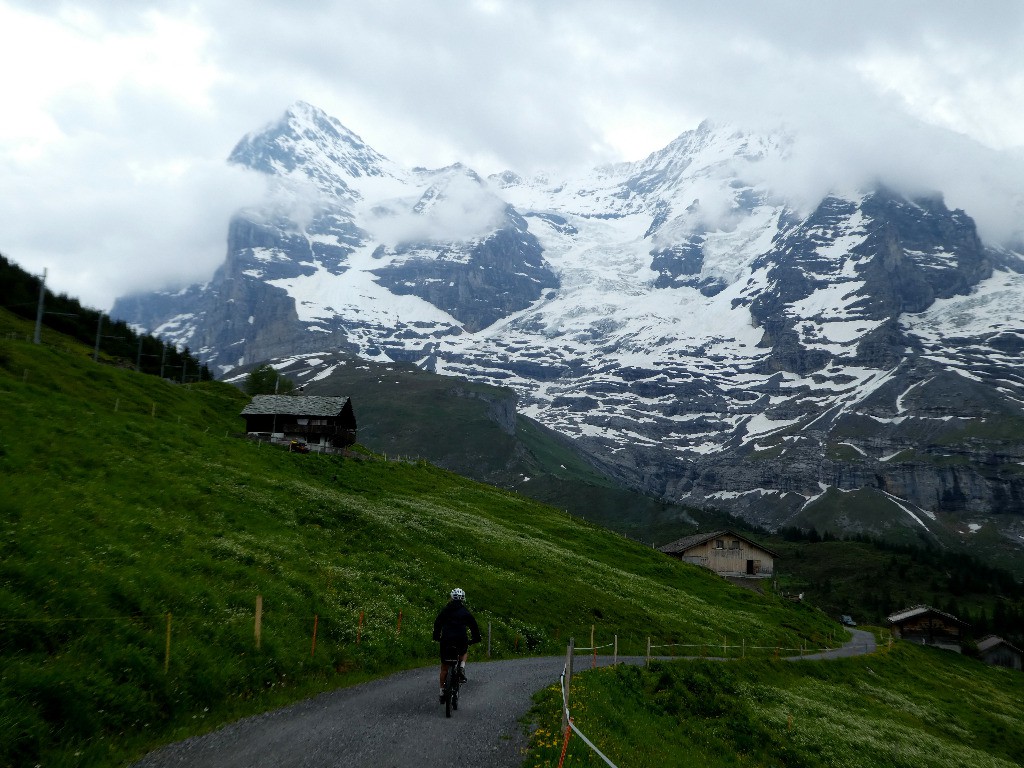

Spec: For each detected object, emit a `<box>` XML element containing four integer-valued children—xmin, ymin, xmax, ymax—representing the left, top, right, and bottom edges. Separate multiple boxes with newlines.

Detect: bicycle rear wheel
<box><xmin>444</xmin><ymin>661</ymin><xmax>456</xmax><ymax>718</ymax></box>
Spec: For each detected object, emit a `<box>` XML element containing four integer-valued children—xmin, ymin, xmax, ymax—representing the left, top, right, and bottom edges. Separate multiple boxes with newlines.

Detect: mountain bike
<box><xmin>441</xmin><ymin>657</ymin><xmax>462</xmax><ymax>718</ymax></box>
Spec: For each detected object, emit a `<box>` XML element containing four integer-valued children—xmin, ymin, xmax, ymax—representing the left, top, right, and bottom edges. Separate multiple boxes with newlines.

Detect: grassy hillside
<box><xmin>524</xmin><ymin>641</ymin><xmax>1024</xmax><ymax>767</ymax></box>
<box><xmin>253</xmin><ymin>351</ymin><xmax>707</xmax><ymax>546</ymax></box>
<box><xmin>259</xmin><ymin>352</ymin><xmax>1024</xmax><ymax>628</ymax></box>
<box><xmin>0</xmin><ymin>311</ymin><xmax>838</xmax><ymax>767</ymax></box>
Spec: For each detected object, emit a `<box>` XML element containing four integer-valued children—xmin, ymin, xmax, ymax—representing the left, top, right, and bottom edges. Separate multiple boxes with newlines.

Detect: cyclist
<box><xmin>433</xmin><ymin>587</ymin><xmax>481</xmax><ymax>702</ymax></box>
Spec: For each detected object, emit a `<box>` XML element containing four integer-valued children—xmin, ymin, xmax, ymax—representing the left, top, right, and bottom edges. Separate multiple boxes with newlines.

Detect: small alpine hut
<box><xmin>977</xmin><ymin>635</ymin><xmax>1023</xmax><ymax>671</ymax></box>
<box><xmin>658</xmin><ymin>530</ymin><xmax>776</xmax><ymax>578</ymax></box>
<box><xmin>240</xmin><ymin>395</ymin><xmax>356</xmax><ymax>452</ymax></box>
<box><xmin>887</xmin><ymin>605</ymin><xmax>966</xmax><ymax>653</ymax></box>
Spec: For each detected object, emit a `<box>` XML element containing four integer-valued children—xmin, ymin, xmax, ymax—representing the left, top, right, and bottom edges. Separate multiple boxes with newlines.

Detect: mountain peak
<box><xmin>281</xmin><ymin>100</ymin><xmax>365</xmax><ymax>147</ymax></box>
<box><xmin>228</xmin><ymin>102</ymin><xmax>396</xmax><ymax>188</ymax></box>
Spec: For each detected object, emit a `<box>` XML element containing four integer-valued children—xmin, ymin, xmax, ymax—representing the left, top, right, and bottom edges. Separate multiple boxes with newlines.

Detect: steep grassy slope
<box><xmin>524</xmin><ymin>642</ymin><xmax>1024</xmax><ymax>767</ymax></box>
<box><xmin>252</xmin><ymin>351</ymin><xmax>706</xmax><ymax>545</ymax></box>
<box><xmin>0</xmin><ymin>311</ymin><xmax>837</xmax><ymax>767</ymax></box>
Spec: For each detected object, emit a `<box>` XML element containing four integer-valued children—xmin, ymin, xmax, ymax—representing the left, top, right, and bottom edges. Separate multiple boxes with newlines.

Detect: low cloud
<box><xmin>745</xmin><ymin>112</ymin><xmax>1024</xmax><ymax>246</ymax></box>
<box><xmin>365</xmin><ymin>172</ymin><xmax>509</xmax><ymax>247</ymax></box>
<box><xmin>3</xmin><ymin>151</ymin><xmax>264</xmax><ymax>308</ymax></box>
<box><xmin>2</xmin><ymin>0</ymin><xmax>1023</xmax><ymax>311</ymax></box>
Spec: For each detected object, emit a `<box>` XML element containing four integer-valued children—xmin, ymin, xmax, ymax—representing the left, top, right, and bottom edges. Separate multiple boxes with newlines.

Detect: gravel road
<box><xmin>132</xmin><ymin>630</ymin><xmax>876</xmax><ymax>768</ymax></box>
<box><xmin>131</xmin><ymin>656</ymin><xmax>564</xmax><ymax>768</ymax></box>
<box><xmin>794</xmin><ymin>628</ymin><xmax>876</xmax><ymax>660</ymax></box>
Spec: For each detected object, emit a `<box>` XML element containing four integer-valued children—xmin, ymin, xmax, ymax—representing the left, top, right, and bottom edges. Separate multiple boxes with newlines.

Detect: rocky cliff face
<box><xmin>112</xmin><ymin>103</ymin><xmax>1024</xmax><ymax>561</ymax></box>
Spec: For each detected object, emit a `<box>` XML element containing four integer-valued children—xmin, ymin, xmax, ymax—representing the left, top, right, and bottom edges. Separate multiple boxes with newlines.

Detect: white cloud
<box><xmin>367</xmin><ymin>172</ymin><xmax>509</xmax><ymax>247</ymax></box>
<box><xmin>1</xmin><ymin>0</ymin><xmax>1023</xmax><ymax>308</ymax></box>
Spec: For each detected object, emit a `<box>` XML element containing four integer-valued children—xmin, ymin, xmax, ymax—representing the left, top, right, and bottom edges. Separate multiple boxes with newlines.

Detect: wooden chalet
<box><xmin>658</xmin><ymin>530</ymin><xmax>776</xmax><ymax>578</ymax></box>
<box><xmin>240</xmin><ymin>395</ymin><xmax>356</xmax><ymax>451</ymax></box>
<box><xmin>977</xmin><ymin>635</ymin><xmax>1022</xmax><ymax>671</ymax></box>
<box><xmin>887</xmin><ymin>605</ymin><xmax>966</xmax><ymax>653</ymax></box>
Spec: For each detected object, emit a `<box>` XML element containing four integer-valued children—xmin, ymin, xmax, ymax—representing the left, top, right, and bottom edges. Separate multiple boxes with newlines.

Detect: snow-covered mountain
<box><xmin>113</xmin><ymin>102</ymin><xmax>1024</xmax><ymax>556</ymax></box>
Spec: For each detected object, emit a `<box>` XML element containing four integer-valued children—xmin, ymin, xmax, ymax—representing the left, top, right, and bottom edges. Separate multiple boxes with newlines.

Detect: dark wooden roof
<box><xmin>977</xmin><ymin>635</ymin><xmax>1021</xmax><ymax>654</ymax></box>
<box><xmin>658</xmin><ymin>529</ymin><xmax>778</xmax><ymax>557</ymax></box>
<box><xmin>887</xmin><ymin>605</ymin><xmax>966</xmax><ymax>626</ymax></box>
<box><xmin>240</xmin><ymin>395</ymin><xmax>351</xmax><ymax>418</ymax></box>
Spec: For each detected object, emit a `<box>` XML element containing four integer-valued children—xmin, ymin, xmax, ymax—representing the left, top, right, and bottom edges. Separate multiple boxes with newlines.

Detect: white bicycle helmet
<box><xmin>450</xmin><ymin>587</ymin><xmax>466</xmax><ymax>601</ymax></box>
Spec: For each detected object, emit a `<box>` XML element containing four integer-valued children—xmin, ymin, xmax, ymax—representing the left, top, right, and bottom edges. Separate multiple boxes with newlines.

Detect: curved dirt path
<box><xmin>132</xmin><ymin>630</ymin><xmax>876</xmax><ymax>768</ymax></box>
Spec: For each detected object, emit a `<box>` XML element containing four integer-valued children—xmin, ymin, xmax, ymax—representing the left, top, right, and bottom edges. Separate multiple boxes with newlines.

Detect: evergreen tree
<box><xmin>245</xmin><ymin>364</ymin><xmax>294</xmax><ymax>395</ymax></box>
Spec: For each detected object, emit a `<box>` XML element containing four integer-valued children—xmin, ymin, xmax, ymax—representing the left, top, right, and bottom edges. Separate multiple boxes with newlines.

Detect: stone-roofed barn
<box><xmin>240</xmin><ymin>395</ymin><xmax>356</xmax><ymax>451</ymax></box>
<box><xmin>659</xmin><ymin>529</ymin><xmax>776</xmax><ymax>578</ymax></box>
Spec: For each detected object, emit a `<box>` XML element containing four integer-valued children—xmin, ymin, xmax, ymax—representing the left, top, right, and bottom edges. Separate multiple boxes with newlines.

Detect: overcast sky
<box><xmin>2</xmin><ymin>1</ymin><xmax>1023</xmax><ymax>310</ymax></box>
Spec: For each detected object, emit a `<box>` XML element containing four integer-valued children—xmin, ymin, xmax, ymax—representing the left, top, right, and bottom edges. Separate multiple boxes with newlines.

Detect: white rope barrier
<box><xmin>568</xmin><ymin>721</ymin><xmax>620</xmax><ymax>768</ymax></box>
<box><xmin>646</xmin><ymin>641</ymin><xmax>841</xmax><ymax>654</ymax></box>
<box><xmin>559</xmin><ymin>663</ymin><xmax>620</xmax><ymax>768</ymax></box>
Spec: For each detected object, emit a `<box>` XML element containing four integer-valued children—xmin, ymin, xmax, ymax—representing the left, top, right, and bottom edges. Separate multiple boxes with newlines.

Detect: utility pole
<box><xmin>159</xmin><ymin>344</ymin><xmax>167</xmax><ymax>379</ymax></box>
<box><xmin>33</xmin><ymin>268</ymin><xmax>47</xmax><ymax>345</ymax></box>
<box><xmin>136</xmin><ymin>336</ymin><xmax>143</xmax><ymax>372</ymax></box>
<box><xmin>93</xmin><ymin>314</ymin><xmax>103</xmax><ymax>362</ymax></box>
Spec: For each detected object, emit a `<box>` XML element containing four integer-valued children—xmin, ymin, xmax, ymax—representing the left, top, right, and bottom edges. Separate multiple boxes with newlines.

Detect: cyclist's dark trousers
<box><xmin>440</xmin><ymin>640</ymin><xmax>468</xmax><ymax>662</ymax></box>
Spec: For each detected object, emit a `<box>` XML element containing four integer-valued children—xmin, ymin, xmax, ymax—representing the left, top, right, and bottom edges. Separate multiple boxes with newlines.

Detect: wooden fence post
<box><xmin>164</xmin><ymin>612</ymin><xmax>172</xmax><ymax>674</ymax></box>
<box><xmin>311</xmin><ymin>614</ymin><xmax>319</xmax><ymax>658</ymax></box>
<box><xmin>487</xmin><ymin>622</ymin><xmax>492</xmax><ymax>658</ymax></box>
<box><xmin>613</xmin><ymin>634</ymin><xmax>618</xmax><ymax>666</ymax></box>
<box><xmin>357</xmin><ymin>611</ymin><xmax>363</xmax><ymax>644</ymax></box>
<box><xmin>562</xmin><ymin>638</ymin><xmax>575</xmax><ymax>731</ymax></box>
<box><xmin>396</xmin><ymin>610</ymin><xmax>403</xmax><ymax>635</ymax></box>
<box><xmin>254</xmin><ymin>595</ymin><xmax>263</xmax><ymax>649</ymax></box>
<box><xmin>646</xmin><ymin>636</ymin><xmax>651</xmax><ymax>666</ymax></box>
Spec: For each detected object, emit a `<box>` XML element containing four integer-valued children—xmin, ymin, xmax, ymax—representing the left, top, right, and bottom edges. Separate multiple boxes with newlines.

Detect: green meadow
<box><xmin>524</xmin><ymin>641</ymin><xmax>1024</xmax><ymax>767</ymax></box>
<box><xmin>0</xmin><ymin>310</ymin><xmax>837</xmax><ymax>767</ymax></box>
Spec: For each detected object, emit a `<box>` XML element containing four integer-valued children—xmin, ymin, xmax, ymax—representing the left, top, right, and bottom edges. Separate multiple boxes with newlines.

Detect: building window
<box><xmin>730</xmin><ymin>540</ymin><xmax>740</xmax><ymax>550</ymax></box>
<box><xmin>715</xmin><ymin>539</ymin><xmax>724</xmax><ymax>549</ymax></box>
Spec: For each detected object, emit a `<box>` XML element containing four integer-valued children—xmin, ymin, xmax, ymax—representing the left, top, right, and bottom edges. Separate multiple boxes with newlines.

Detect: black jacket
<box><xmin>432</xmin><ymin>600</ymin><xmax>481</xmax><ymax>644</ymax></box>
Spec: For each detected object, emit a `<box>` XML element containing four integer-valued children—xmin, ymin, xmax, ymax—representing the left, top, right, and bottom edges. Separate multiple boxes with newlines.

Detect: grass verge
<box><xmin>522</xmin><ymin>641</ymin><xmax>1024</xmax><ymax>767</ymax></box>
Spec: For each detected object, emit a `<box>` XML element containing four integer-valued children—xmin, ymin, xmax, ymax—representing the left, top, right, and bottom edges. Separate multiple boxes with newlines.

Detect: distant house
<box><xmin>887</xmin><ymin>605</ymin><xmax>966</xmax><ymax>653</ymax></box>
<box><xmin>240</xmin><ymin>395</ymin><xmax>356</xmax><ymax>451</ymax></box>
<box><xmin>977</xmin><ymin>635</ymin><xmax>1023</xmax><ymax>671</ymax></box>
<box><xmin>658</xmin><ymin>530</ymin><xmax>776</xmax><ymax>578</ymax></box>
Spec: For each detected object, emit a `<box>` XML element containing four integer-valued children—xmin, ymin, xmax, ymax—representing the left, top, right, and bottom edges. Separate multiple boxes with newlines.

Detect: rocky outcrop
<box><xmin>372</xmin><ymin>208</ymin><xmax>558</xmax><ymax>332</ymax></box>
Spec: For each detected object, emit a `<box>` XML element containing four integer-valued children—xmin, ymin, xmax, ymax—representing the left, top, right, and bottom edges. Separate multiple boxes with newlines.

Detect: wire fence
<box><xmin>0</xmin><ymin>597</ymin><xmax>571</xmax><ymax>678</ymax></box>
